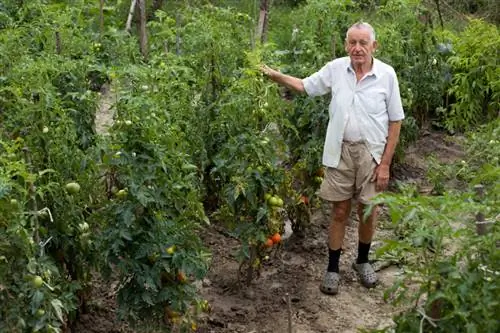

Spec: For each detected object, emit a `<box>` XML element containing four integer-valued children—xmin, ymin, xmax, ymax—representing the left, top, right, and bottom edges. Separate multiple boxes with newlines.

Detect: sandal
<box><xmin>352</xmin><ymin>262</ymin><xmax>378</xmax><ymax>288</ymax></box>
<box><xmin>319</xmin><ymin>271</ymin><xmax>340</xmax><ymax>295</ymax></box>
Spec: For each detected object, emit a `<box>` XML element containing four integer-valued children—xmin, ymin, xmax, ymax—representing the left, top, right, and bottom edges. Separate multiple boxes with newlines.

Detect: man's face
<box><xmin>345</xmin><ymin>28</ymin><xmax>377</xmax><ymax>68</ymax></box>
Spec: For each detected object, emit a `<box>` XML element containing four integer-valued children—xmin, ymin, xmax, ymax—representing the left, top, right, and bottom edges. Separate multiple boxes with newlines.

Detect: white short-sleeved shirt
<box><xmin>302</xmin><ymin>56</ymin><xmax>405</xmax><ymax>168</ymax></box>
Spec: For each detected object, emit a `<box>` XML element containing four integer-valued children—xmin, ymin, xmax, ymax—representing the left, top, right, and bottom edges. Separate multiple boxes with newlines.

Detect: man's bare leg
<box><xmin>326</xmin><ymin>199</ymin><xmax>351</xmax><ymax>273</ymax></box>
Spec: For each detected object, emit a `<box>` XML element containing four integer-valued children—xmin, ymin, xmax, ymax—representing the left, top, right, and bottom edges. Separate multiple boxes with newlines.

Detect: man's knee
<box><xmin>333</xmin><ymin>200</ymin><xmax>351</xmax><ymax>223</ymax></box>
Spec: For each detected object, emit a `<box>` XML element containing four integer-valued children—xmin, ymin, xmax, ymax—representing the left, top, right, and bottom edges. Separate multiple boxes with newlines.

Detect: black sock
<box><xmin>327</xmin><ymin>248</ymin><xmax>341</xmax><ymax>273</ymax></box>
<box><xmin>356</xmin><ymin>241</ymin><xmax>371</xmax><ymax>264</ymax></box>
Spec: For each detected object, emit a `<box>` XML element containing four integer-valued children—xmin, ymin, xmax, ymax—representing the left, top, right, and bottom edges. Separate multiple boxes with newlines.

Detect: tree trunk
<box><xmin>138</xmin><ymin>0</ymin><xmax>148</xmax><ymax>60</ymax></box>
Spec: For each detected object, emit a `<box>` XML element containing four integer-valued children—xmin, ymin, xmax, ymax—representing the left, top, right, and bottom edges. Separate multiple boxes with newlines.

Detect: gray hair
<box><xmin>346</xmin><ymin>22</ymin><xmax>376</xmax><ymax>42</ymax></box>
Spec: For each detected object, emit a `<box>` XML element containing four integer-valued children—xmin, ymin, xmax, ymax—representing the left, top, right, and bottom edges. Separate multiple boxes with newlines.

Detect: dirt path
<box><xmin>198</xmin><ymin>204</ymin><xmax>400</xmax><ymax>333</ymax></box>
<box><xmin>95</xmin><ymin>83</ymin><xmax>115</xmax><ymax>135</ymax></box>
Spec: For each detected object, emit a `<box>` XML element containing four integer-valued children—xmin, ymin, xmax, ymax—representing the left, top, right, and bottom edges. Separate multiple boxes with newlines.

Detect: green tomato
<box><xmin>166</xmin><ymin>245</ymin><xmax>176</xmax><ymax>255</ymax></box>
<box><xmin>314</xmin><ymin>176</ymin><xmax>324</xmax><ymax>184</ymax></box>
<box><xmin>35</xmin><ymin>309</ymin><xmax>45</xmax><ymax>318</ymax></box>
<box><xmin>264</xmin><ymin>193</ymin><xmax>272</xmax><ymax>201</ymax></box>
<box><xmin>32</xmin><ymin>276</ymin><xmax>43</xmax><ymax>289</ymax></box>
<box><xmin>65</xmin><ymin>182</ymin><xmax>81</xmax><ymax>194</ymax></box>
<box><xmin>116</xmin><ymin>189</ymin><xmax>128</xmax><ymax>199</ymax></box>
<box><xmin>269</xmin><ymin>196</ymin><xmax>283</xmax><ymax>207</ymax></box>
<box><xmin>79</xmin><ymin>222</ymin><xmax>89</xmax><ymax>232</ymax></box>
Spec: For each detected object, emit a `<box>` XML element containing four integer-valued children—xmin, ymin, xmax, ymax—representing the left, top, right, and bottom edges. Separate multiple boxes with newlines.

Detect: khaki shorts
<box><xmin>319</xmin><ymin>141</ymin><xmax>378</xmax><ymax>204</ymax></box>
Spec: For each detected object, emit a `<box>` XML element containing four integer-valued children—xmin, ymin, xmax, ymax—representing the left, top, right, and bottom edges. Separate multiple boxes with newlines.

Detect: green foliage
<box><xmin>0</xmin><ymin>140</ymin><xmax>79</xmax><ymax>333</ymax></box>
<box><xmin>1</xmin><ymin>0</ymin><xmax>498</xmax><ymax>331</ymax></box>
<box><xmin>370</xmin><ymin>122</ymin><xmax>499</xmax><ymax>333</ymax></box>
<box><xmin>443</xmin><ymin>19</ymin><xmax>500</xmax><ymax>131</ymax></box>
<box><xmin>374</xmin><ymin>1</ymin><xmax>449</xmax><ymax>125</ymax></box>
<box><xmin>427</xmin><ymin>119</ymin><xmax>500</xmax><ymax>194</ymax></box>
<box><xmin>95</xmin><ymin>60</ymin><xmax>210</xmax><ymax>329</ymax></box>
<box><xmin>372</xmin><ymin>188</ymin><xmax>499</xmax><ymax>332</ymax></box>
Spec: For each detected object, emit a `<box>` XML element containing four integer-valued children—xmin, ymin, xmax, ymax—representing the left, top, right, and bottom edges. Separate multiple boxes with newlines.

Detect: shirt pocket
<box><xmin>360</xmin><ymin>88</ymin><xmax>387</xmax><ymax>116</ymax></box>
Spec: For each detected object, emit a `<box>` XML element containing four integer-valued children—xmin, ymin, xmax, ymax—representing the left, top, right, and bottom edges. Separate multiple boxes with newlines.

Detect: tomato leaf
<box><xmin>51</xmin><ymin>299</ymin><xmax>65</xmax><ymax>323</ymax></box>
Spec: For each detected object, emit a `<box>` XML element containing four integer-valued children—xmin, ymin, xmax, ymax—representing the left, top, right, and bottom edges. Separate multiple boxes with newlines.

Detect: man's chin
<box><xmin>350</xmin><ymin>59</ymin><xmax>365</xmax><ymax>67</ymax></box>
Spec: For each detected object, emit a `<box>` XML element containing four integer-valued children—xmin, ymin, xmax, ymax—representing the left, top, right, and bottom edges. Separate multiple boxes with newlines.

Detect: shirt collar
<box><xmin>347</xmin><ymin>57</ymin><xmax>379</xmax><ymax>77</ymax></box>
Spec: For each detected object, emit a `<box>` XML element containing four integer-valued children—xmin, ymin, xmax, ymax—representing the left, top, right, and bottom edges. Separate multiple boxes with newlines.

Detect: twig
<box><xmin>417</xmin><ymin>306</ymin><xmax>441</xmax><ymax>333</ymax></box>
<box><xmin>286</xmin><ymin>292</ymin><xmax>293</xmax><ymax>333</ymax></box>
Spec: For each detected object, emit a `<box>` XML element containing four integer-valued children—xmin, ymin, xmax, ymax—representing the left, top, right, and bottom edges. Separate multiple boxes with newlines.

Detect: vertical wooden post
<box><xmin>246</xmin><ymin>245</ymin><xmax>257</xmax><ymax>286</ymax></box>
<box><xmin>125</xmin><ymin>0</ymin><xmax>137</xmax><ymax>33</ymax></box>
<box><xmin>331</xmin><ymin>33</ymin><xmax>336</xmax><ymax>58</ymax></box>
<box><xmin>99</xmin><ymin>0</ymin><xmax>105</xmax><ymax>34</ymax></box>
<box><xmin>474</xmin><ymin>184</ymin><xmax>489</xmax><ymax>235</ymax></box>
<box><xmin>175</xmin><ymin>13</ymin><xmax>182</xmax><ymax>55</ymax></box>
<box><xmin>256</xmin><ymin>0</ymin><xmax>269</xmax><ymax>44</ymax></box>
<box><xmin>433</xmin><ymin>0</ymin><xmax>444</xmax><ymax>30</ymax></box>
<box><xmin>55</xmin><ymin>31</ymin><xmax>62</xmax><ymax>54</ymax></box>
<box><xmin>138</xmin><ymin>0</ymin><xmax>148</xmax><ymax>60</ymax></box>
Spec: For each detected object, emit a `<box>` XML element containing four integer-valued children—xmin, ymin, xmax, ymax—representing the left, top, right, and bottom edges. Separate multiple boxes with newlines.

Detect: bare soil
<box><xmin>74</xmin><ymin>91</ymin><xmax>466</xmax><ymax>333</ymax></box>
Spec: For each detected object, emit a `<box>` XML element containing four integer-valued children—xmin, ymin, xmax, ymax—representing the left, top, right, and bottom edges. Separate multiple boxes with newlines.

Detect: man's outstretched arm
<box><xmin>261</xmin><ymin>65</ymin><xmax>305</xmax><ymax>93</ymax></box>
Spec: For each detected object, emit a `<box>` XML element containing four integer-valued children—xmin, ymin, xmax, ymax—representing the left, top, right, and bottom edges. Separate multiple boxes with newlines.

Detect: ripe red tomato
<box><xmin>264</xmin><ymin>238</ymin><xmax>274</xmax><ymax>248</ymax></box>
<box><xmin>271</xmin><ymin>233</ymin><xmax>281</xmax><ymax>244</ymax></box>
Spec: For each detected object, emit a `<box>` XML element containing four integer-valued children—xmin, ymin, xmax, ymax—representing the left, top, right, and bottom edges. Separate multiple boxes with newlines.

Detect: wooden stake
<box><xmin>125</xmin><ymin>0</ymin><xmax>137</xmax><ymax>33</ymax></box>
<box><xmin>99</xmin><ymin>0</ymin><xmax>105</xmax><ymax>34</ymax></box>
<box><xmin>55</xmin><ymin>31</ymin><xmax>62</xmax><ymax>54</ymax></box>
<box><xmin>175</xmin><ymin>13</ymin><xmax>182</xmax><ymax>55</ymax></box>
<box><xmin>137</xmin><ymin>0</ymin><xmax>148</xmax><ymax>60</ymax></box>
<box><xmin>331</xmin><ymin>33</ymin><xmax>336</xmax><ymax>58</ymax></box>
<box><xmin>474</xmin><ymin>184</ymin><xmax>489</xmax><ymax>235</ymax></box>
<box><xmin>434</xmin><ymin>0</ymin><xmax>444</xmax><ymax>30</ymax></box>
<box><xmin>286</xmin><ymin>292</ymin><xmax>293</xmax><ymax>333</ymax></box>
<box><xmin>256</xmin><ymin>0</ymin><xmax>269</xmax><ymax>44</ymax></box>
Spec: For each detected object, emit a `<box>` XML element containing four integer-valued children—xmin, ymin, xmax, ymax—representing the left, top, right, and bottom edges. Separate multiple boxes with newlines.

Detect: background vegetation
<box><xmin>0</xmin><ymin>0</ymin><xmax>498</xmax><ymax>332</ymax></box>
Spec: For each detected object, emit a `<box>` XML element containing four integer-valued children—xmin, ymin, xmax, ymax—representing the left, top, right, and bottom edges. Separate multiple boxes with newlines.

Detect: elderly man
<box><xmin>261</xmin><ymin>22</ymin><xmax>404</xmax><ymax>294</ymax></box>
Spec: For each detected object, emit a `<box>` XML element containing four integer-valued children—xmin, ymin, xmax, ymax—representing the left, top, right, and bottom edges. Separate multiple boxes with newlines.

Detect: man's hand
<box><xmin>371</xmin><ymin>164</ymin><xmax>390</xmax><ymax>192</ymax></box>
<box><xmin>259</xmin><ymin>64</ymin><xmax>305</xmax><ymax>93</ymax></box>
<box><xmin>260</xmin><ymin>64</ymin><xmax>277</xmax><ymax>78</ymax></box>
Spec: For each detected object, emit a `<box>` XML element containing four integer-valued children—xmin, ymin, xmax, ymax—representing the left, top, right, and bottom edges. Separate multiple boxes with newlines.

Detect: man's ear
<box><xmin>372</xmin><ymin>40</ymin><xmax>378</xmax><ymax>51</ymax></box>
<box><xmin>344</xmin><ymin>40</ymin><xmax>349</xmax><ymax>53</ymax></box>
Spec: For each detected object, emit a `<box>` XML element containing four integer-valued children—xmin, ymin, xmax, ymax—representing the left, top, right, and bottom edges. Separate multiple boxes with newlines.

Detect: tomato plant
<box><xmin>96</xmin><ymin>61</ymin><xmax>210</xmax><ymax>329</ymax></box>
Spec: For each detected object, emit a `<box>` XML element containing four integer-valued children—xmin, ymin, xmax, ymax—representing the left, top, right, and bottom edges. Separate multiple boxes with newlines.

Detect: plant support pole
<box><xmin>256</xmin><ymin>0</ymin><xmax>269</xmax><ymax>44</ymax></box>
<box><xmin>55</xmin><ymin>31</ymin><xmax>62</xmax><ymax>54</ymax></box>
<box><xmin>137</xmin><ymin>0</ymin><xmax>148</xmax><ymax>60</ymax></box>
<box><xmin>125</xmin><ymin>0</ymin><xmax>137</xmax><ymax>33</ymax></box>
<box><xmin>286</xmin><ymin>292</ymin><xmax>293</xmax><ymax>333</ymax></box>
<box><xmin>99</xmin><ymin>0</ymin><xmax>105</xmax><ymax>34</ymax></box>
<box><xmin>474</xmin><ymin>184</ymin><xmax>489</xmax><ymax>235</ymax></box>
